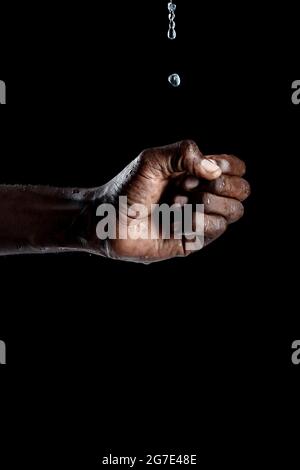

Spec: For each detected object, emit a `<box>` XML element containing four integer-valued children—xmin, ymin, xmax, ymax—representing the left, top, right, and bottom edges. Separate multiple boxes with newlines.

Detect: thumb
<box><xmin>150</xmin><ymin>140</ymin><xmax>222</xmax><ymax>181</ymax></box>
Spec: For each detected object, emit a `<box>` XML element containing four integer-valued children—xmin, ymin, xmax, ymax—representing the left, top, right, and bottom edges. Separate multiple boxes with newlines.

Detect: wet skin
<box><xmin>0</xmin><ymin>141</ymin><xmax>250</xmax><ymax>263</ymax></box>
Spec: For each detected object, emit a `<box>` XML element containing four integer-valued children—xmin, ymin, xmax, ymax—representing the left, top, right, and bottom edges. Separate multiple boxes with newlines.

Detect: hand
<box><xmin>93</xmin><ymin>140</ymin><xmax>250</xmax><ymax>263</ymax></box>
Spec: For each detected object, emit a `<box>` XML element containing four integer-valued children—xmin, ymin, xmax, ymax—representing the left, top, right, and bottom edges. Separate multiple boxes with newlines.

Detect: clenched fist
<box><xmin>92</xmin><ymin>140</ymin><xmax>250</xmax><ymax>263</ymax></box>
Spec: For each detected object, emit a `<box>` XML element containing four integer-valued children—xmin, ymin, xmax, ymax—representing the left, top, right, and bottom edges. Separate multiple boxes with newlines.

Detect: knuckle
<box><xmin>180</xmin><ymin>139</ymin><xmax>199</xmax><ymax>160</ymax></box>
<box><xmin>182</xmin><ymin>139</ymin><xmax>197</xmax><ymax>151</ymax></box>
<box><xmin>217</xmin><ymin>216</ymin><xmax>228</xmax><ymax>233</ymax></box>
<box><xmin>176</xmin><ymin>140</ymin><xmax>200</xmax><ymax>173</ymax></box>
<box><xmin>138</xmin><ymin>148</ymin><xmax>150</xmax><ymax>163</ymax></box>
<box><xmin>230</xmin><ymin>154</ymin><xmax>247</xmax><ymax>175</ymax></box>
<box><xmin>214</xmin><ymin>175</ymin><xmax>226</xmax><ymax>194</ymax></box>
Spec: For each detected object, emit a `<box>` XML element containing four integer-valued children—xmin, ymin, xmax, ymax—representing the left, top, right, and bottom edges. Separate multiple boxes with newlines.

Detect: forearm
<box><xmin>0</xmin><ymin>185</ymin><xmax>103</xmax><ymax>256</ymax></box>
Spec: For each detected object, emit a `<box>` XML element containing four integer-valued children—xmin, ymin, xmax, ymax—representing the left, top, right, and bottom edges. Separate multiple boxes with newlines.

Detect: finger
<box><xmin>181</xmin><ymin>213</ymin><xmax>227</xmax><ymax>256</ymax></box>
<box><xmin>180</xmin><ymin>176</ymin><xmax>200</xmax><ymax>191</ymax></box>
<box><xmin>202</xmin><ymin>175</ymin><xmax>251</xmax><ymax>201</ymax></box>
<box><xmin>203</xmin><ymin>213</ymin><xmax>228</xmax><ymax>239</ymax></box>
<box><xmin>160</xmin><ymin>212</ymin><xmax>228</xmax><ymax>258</ymax></box>
<box><xmin>178</xmin><ymin>152</ymin><xmax>246</xmax><ymax>191</ymax></box>
<box><xmin>206</xmin><ymin>154</ymin><xmax>246</xmax><ymax>176</ymax></box>
<box><xmin>151</xmin><ymin>140</ymin><xmax>222</xmax><ymax>181</ymax></box>
<box><xmin>172</xmin><ymin>191</ymin><xmax>245</xmax><ymax>223</ymax></box>
<box><xmin>194</xmin><ymin>192</ymin><xmax>244</xmax><ymax>224</ymax></box>
<box><xmin>186</xmin><ymin>212</ymin><xmax>227</xmax><ymax>243</ymax></box>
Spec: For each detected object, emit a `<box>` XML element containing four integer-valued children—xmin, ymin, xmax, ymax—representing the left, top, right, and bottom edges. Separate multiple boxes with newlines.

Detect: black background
<box><xmin>0</xmin><ymin>0</ymin><xmax>299</xmax><ymax>467</ymax></box>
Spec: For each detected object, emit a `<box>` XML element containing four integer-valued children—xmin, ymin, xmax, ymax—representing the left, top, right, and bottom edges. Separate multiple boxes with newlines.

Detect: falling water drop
<box><xmin>168</xmin><ymin>74</ymin><xmax>181</xmax><ymax>87</ymax></box>
<box><xmin>167</xmin><ymin>28</ymin><xmax>177</xmax><ymax>40</ymax></box>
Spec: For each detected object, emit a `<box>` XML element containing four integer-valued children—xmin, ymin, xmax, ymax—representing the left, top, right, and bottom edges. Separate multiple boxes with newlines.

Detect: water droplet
<box><xmin>168</xmin><ymin>74</ymin><xmax>181</xmax><ymax>87</ymax></box>
<box><xmin>167</xmin><ymin>28</ymin><xmax>177</xmax><ymax>40</ymax></box>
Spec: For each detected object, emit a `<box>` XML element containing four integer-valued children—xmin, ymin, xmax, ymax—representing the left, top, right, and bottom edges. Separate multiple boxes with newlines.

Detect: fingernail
<box><xmin>184</xmin><ymin>176</ymin><xmax>200</xmax><ymax>190</ymax></box>
<box><xmin>201</xmin><ymin>158</ymin><xmax>220</xmax><ymax>173</ymax></box>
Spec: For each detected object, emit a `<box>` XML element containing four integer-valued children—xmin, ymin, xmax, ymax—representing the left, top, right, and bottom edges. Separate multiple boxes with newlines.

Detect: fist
<box><xmin>96</xmin><ymin>140</ymin><xmax>250</xmax><ymax>263</ymax></box>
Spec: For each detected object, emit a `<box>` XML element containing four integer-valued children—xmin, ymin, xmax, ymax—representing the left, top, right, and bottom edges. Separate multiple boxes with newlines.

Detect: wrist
<box><xmin>25</xmin><ymin>186</ymin><xmax>94</xmax><ymax>255</ymax></box>
<box><xmin>83</xmin><ymin>184</ymin><xmax>112</xmax><ymax>257</ymax></box>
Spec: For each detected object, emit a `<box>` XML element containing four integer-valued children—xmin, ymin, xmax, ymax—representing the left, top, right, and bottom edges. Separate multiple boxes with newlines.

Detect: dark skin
<box><xmin>0</xmin><ymin>140</ymin><xmax>250</xmax><ymax>262</ymax></box>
